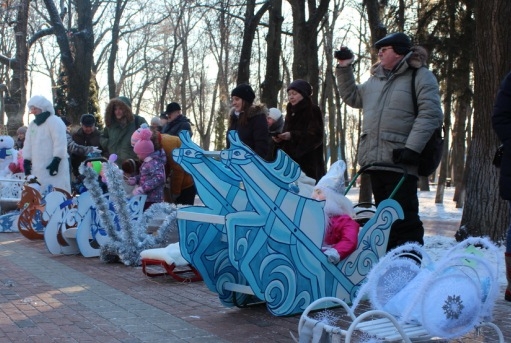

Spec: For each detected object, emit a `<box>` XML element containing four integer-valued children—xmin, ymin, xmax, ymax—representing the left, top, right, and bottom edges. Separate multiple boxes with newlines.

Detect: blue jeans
<box><xmin>507</xmin><ymin>201</ymin><xmax>511</xmax><ymax>253</ymax></box>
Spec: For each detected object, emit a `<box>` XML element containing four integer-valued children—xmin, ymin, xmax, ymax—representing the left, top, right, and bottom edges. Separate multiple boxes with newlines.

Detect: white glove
<box><xmin>92</xmin><ymin>147</ymin><xmax>102</xmax><ymax>154</ymax></box>
<box><xmin>324</xmin><ymin>248</ymin><xmax>340</xmax><ymax>264</ymax></box>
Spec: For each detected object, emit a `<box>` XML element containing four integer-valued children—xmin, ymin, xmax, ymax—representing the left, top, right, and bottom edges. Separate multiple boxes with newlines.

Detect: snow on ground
<box><xmin>347</xmin><ymin>186</ymin><xmax>507</xmax><ymax>287</ymax></box>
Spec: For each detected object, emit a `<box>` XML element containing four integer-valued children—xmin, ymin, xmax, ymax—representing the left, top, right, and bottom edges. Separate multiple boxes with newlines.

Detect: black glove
<box><xmin>46</xmin><ymin>157</ymin><xmax>62</xmax><ymax>176</ymax></box>
<box><xmin>392</xmin><ymin>148</ymin><xmax>420</xmax><ymax>166</ymax></box>
<box><xmin>23</xmin><ymin>159</ymin><xmax>32</xmax><ymax>176</ymax></box>
<box><xmin>334</xmin><ymin>46</ymin><xmax>354</xmax><ymax>60</ymax></box>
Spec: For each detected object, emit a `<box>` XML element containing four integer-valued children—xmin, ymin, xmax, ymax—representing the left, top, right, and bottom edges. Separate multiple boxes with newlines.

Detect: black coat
<box><xmin>70</xmin><ymin>127</ymin><xmax>102</xmax><ymax>177</ymax></box>
<box><xmin>278</xmin><ymin>98</ymin><xmax>326</xmax><ymax>182</ymax></box>
<box><xmin>162</xmin><ymin>115</ymin><xmax>193</xmax><ymax>137</ymax></box>
<box><xmin>492</xmin><ymin>71</ymin><xmax>511</xmax><ymax>200</ymax></box>
<box><xmin>227</xmin><ymin>105</ymin><xmax>269</xmax><ymax>159</ymax></box>
<box><xmin>267</xmin><ymin>115</ymin><xmax>284</xmax><ymax>161</ymax></box>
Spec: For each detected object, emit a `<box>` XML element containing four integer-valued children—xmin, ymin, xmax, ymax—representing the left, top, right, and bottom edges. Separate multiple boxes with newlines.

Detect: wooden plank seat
<box><xmin>140</xmin><ymin>243</ymin><xmax>202</xmax><ymax>282</ymax></box>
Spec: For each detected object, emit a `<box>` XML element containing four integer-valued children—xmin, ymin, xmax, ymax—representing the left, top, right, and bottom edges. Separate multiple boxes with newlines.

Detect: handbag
<box><xmin>492</xmin><ymin>144</ymin><xmax>504</xmax><ymax>168</ymax></box>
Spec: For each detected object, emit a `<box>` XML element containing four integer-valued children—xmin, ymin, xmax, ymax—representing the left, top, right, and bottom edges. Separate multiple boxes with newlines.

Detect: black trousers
<box><xmin>369</xmin><ymin>170</ymin><xmax>424</xmax><ymax>252</ymax></box>
<box><xmin>176</xmin><ymin>185</ymin><xmax>197</xmax><ymax>205</ymax></box>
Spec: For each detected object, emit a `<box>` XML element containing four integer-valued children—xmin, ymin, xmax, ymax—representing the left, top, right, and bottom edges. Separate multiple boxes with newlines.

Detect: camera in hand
<box><xmin>334</xmin><ymin>46</ymin><xmax>353</xmax><ymax>60</ymax></box>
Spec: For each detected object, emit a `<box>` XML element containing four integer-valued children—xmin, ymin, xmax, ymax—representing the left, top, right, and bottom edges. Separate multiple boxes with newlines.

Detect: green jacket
<box><xmin>101</xmin><ymin>115</ymin><xmax>147</xmax><ymax>165</ymax></box>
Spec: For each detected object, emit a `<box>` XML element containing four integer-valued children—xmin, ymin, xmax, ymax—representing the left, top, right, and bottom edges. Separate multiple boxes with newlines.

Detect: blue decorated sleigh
<box><xmin>175</xmin><ymin>131</ymin><xmax>404</xmax><ymax>316</ymax></box>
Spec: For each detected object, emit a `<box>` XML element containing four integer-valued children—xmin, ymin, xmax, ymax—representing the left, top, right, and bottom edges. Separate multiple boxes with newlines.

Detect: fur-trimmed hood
<box><xmin>228</xmin><ymin>104</ymin><xmax>268</xmax><ymax>120</ymax></box>
<box><xmin>104</xmin><ymin>98</ymin><xmax>134</xmax><ymax>127</ymax></box>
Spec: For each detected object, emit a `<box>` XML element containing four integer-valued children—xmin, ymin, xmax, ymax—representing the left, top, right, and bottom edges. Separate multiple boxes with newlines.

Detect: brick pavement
<box><xmin>0</xmin><ymin>230</ymin><xmax>509</xmax><ymax>343</ymax></box>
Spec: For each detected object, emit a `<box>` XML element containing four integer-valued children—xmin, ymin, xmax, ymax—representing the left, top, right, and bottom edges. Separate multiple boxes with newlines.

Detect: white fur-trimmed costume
<box><xmin>23</xmin><ymin>95</ymin><xmax>71</xmax><ymax>193</ymax></box>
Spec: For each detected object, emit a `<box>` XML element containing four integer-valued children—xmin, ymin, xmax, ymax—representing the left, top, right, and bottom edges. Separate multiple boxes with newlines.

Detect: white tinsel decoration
<box><xmin>80</xmin><ymin>161</ymin><xmax>178</xmax><ymax>266</ymax></box>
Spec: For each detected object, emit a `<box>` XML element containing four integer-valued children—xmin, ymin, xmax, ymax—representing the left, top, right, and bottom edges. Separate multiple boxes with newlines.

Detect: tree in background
<box><xmin>459</xmin><ymin>0</ymin><xmax>511</xmax><ymax>242</ymax></box>
<box><xmin>42</xmin><ymin>0</ymin><xmax>95</xmax><ymax>121</ymax></box>
<box><xmin>260</xmin><ymin>0</ymin><xmax>283</xmax><ymax>108</ymax></box>
<box><xmin>0</xmin><ymin>0</ymin><xmax>29</xmax><ymax>134</ymax></box>
<box><xmin>287</xmin><ymin>0</ymin><xmax>330</xmax><ymax>104</ymax></box>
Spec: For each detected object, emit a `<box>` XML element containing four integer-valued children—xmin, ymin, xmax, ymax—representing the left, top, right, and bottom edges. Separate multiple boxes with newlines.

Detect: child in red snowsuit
<box><xmin>311</xmin><ymin>160</ymin><xmax>360</xmax><ymax>264</ymax></box>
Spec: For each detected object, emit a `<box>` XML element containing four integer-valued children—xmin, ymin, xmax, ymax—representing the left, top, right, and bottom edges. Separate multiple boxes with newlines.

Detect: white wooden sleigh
<box><xmin>295</xmin><ymin>237</ymin><xmax>505</xmax><ymax>342</ymax></box>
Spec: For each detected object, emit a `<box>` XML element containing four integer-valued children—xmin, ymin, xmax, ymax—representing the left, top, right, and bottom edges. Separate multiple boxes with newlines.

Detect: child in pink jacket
<box><xmin>311</xmin><ymin>160</ymin><xmax>360</xmax><ymax>264</ymax></box>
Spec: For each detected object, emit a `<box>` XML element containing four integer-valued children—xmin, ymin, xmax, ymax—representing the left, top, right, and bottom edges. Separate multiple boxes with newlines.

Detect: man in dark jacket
<box><xmin>492</xmin><ymin>71</ymin><xmax>511</xmax><ymax>302</ymax></box>
<box><xmin>161</xmin><ymin>102</ymin><xmax>193</xmax><ymax>137</ymax></box>
<box><xmin>71</xmin><ymin>113</ymin><xmax>102</xmax><ymax>178</ymax></box>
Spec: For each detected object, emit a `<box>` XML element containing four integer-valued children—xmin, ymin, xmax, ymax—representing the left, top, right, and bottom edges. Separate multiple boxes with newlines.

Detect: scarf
<box><xmin>33</xmin><ymin>111</ymin><xmax>51</xmax><ymax>126</ymax></box>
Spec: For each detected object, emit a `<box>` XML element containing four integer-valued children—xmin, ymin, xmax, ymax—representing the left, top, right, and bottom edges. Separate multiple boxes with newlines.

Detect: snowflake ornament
<box><xmin>442</xmin><ymin>294</ymin><xmax>464</xmax><ymax>320</ymax></box>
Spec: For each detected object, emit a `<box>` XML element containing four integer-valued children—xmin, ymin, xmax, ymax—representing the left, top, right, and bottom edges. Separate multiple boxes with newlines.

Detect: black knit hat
<box><xmin>231</xmin><ymin>84</ymin><xmax>256</xmax><ymax>104</ymax></box>
<box><xmin>80</xmin><ymin>113</ymin><xmax>96</xmax><ymax>127</ymax></box>
<box><xmin>374</xmin><ymin>32</ymin><xmax>412</xmax><ymax>55</ymax></box>
<box><xmin>287</xmin><ymin>79</ymin><xmax>313</xmax><ymax>98</ymax></box>
<box><xmin>165</xmin><ymin>102</ymin><xmax>181</xmax><ymax>114</ymax></box>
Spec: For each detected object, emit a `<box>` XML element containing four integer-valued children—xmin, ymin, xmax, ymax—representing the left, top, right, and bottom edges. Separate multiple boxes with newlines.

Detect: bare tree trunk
<box><xmin>418</xmin><ymin>176</ymin><xmax>429</xmax><ymax>191</ymax></box>
<box><xmin>363</xmin><ymin>0</ymin><xmax>387</xmax><ymax>45</ymax></box>
<box><xmin>211</xmin><ymin>3</ymin><xmax>231</xmax><ymax>151</ymax></box>
<box><xmin>452</xmin><ymin>1</ymin><xmax>474</xmax><ymax>207</ymax></box>
<box><xmin>287</xmin><ymin>0</ymin><xmax>329</xmax><ymax>104</ymax></box>
<box><xmin>260</xmin><ymin>0</ymin><xmax>283</xmax><ymax>108</ymax></box>
<box><xmin>67</xmin><ymin>0</ymin><xmax>94</xmax><ymax>120</ymax></box>
<box><xmin>107</xmin><ymin>0</ymin><xmax>128</xmax><ymax>99</ymax></box>
<box><xmin>236</xmin><ymin>0</ymin><xmax>270</xmax><ymax>84</ymax></box>
<box><xmin>459</xmin><ymin>0</ymin><xmax>511</xmax><ymax>241</ymax></box>
<box><xmin>2</xmin><ymin>0</ymin><xmax>30</xmax><ymax>134</ymax></box>
<box><xmin>42</xmin><ymin>0</ymin><xmax>94</xmax><ymax>121</ymax></box>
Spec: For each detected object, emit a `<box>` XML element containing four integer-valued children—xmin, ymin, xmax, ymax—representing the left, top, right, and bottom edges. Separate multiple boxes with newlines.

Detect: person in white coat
<box><xmin>23</xmin><ymin>95</ymin><xmax>71</xmax><ymax>193</ymax></box>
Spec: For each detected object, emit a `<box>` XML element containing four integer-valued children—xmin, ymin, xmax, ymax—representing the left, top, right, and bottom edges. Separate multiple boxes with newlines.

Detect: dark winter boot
<box><xmin>506</xmin><ymin>253</ymin><xmax>511</xmax><ymax>302</ymax></box>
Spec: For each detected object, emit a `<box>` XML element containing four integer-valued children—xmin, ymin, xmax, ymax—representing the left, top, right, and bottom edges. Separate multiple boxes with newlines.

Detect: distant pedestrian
<box><xmin>70</xmin><ymin>114</ymin><xmax>102</xmax><ymax>179</ymax></box>
<box><xmin>150</xmin><ymin>116</ymin><xmax>162</xmax><ymax>132</ymax></box>
<box><xmin>14</xmin><ymin>126</ymin><xmax>27</xmax><ymax>150</ymax></box>
<box><xmin>161</xmin><ymin>102</ymin><xmax>193</xmax><ymax>137</ymax></box>
<box><xmin>159</xmin><ymin>112</ymin><xmax>168</xmax><ymax>129</ymax></box>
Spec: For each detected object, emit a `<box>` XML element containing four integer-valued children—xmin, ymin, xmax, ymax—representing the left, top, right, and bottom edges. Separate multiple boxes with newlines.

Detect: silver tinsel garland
<box><xmin>80</xmin><ymin>161</ymin><xmax>178</xmax><ymax>266</ymax></box>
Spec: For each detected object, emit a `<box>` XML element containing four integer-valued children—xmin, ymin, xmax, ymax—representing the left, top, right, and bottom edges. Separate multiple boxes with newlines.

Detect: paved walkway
<box><xmin>0</xmin><ymin>231</ymin><xmax>509</xmax><ymax>342</ymax></box>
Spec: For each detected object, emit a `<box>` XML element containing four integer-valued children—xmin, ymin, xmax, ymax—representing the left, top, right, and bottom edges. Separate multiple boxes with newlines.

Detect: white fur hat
<box><xmin>268</xmin><ymin>108</ymin><xmax>282</xmax><ymax>121</ymax></box>
<box><xmin>315</xmin><ymin>160</ymin><xmax>347</xmax><ymax>195</ymax></box>
<box><xmin>27</xmin><ymin>95</ymin><xmax>55</xmax><ymax>116</ymax></box>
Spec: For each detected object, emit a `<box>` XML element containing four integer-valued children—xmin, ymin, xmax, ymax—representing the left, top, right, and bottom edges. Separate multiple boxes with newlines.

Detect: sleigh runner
<box><xmin>176</xmin><ymin>131</ymin><xmax>403</xmax><ymax>316</ymax></box>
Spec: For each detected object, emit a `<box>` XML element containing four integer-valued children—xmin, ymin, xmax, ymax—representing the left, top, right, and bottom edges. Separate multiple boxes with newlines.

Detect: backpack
<box><xmin>411</xmin><ymin>68</ymin><xmax>444</xmax><ymax>177</ymax></box>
